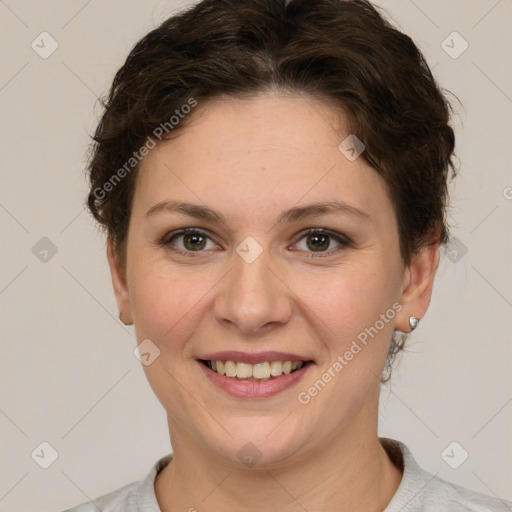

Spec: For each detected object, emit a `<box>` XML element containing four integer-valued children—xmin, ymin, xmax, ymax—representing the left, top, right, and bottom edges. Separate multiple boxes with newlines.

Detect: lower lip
<box><xmin>197</xmin><ymin>360</ymin><xmax>314</xmax><ymax>399</ymax></box>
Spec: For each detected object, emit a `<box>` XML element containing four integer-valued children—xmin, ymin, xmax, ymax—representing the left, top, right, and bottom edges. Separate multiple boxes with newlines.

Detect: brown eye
<box><xmin>181</xmin><ymin>232</ymin><xmax>207</xmax><ymax>251</ymax></box>
<box><xmin>162</xmin><ymin>228</ymin><xmax>218</xmax><ymax>254</ymax></box>
<box><xmin>293</xmin><ymin>229</ymin><xmax>350</xmax><ymax>256</ymax></box>
<box><xmin>306</xmin><ymin>233</ymin><xmax>330</xmax><ymax>251</ymax></box>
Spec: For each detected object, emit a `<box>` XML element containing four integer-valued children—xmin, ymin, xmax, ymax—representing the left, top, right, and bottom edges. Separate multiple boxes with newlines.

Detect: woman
<box><xmin>65</xmin><ymin>0</ymin><xmax>511</xmax><ymax>510</ymax></box>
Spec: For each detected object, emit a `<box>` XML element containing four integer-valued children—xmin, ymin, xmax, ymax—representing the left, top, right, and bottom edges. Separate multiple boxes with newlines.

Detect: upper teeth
<box><xmin>208</xmin><ymin>360</ymin><xmax>304</xmax><ymax>380</ymax></box>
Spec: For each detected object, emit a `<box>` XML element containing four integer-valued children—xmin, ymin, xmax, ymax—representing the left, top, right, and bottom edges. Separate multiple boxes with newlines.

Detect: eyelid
<box><xmin>293</xmin><ymin>227</ymin><xmax>351</xmax><ymax>245</ymax></box>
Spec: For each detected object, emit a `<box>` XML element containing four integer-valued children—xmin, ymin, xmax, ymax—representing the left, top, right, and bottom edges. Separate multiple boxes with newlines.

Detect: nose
<box><xmin>212</xmin><ymin>245</ymin><xmax>292</xmax><ymax>335</ymax></box>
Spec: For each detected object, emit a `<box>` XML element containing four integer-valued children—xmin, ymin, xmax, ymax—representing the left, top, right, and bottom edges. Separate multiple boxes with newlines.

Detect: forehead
<box><xmin>133</xmin><ymin>93</ymin><xmax>393</xmax><ymax>227</ymax></box>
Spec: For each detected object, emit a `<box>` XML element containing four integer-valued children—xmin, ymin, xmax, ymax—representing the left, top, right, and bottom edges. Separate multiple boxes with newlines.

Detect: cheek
<box><xmin>128</xmin><ymin>262</ymin><xmax>208</xmax><ymax>352</ymax></box>
<box><xmin>127</xmin><ymin>263</ymin><xmax>212</xmax><ymax>411</ymax></box>
<box><xmin>298</xmin><ymin>261</ymin><xmax>400</xmax><ymax>356</ymax></box>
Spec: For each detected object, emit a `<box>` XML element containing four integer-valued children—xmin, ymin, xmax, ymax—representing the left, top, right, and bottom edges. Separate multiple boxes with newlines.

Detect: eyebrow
<box><xmin>145</xmin><ymin>200</ymin><xmax>370</xmax><ymax>224</ymax></box>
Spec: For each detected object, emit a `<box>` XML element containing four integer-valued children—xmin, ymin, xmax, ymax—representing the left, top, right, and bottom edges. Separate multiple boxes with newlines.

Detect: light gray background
<box><xmin>0</xmin><ymin>1</ymin><xmax>511</xmax><ymax>510</ymax></box>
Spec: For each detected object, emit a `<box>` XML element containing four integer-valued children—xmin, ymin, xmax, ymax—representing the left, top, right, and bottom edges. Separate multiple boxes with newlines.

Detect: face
<box><xmin>109</xmin><ymin>92</ymin><xmax>438</xmax><ymax>468</ymax></box>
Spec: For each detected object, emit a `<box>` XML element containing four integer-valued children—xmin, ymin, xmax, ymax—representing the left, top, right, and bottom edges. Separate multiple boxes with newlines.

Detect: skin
<box><xmin>107</xmin><ymin>91</ymin><xmax>440</xmax><ymax>512</ymax></box>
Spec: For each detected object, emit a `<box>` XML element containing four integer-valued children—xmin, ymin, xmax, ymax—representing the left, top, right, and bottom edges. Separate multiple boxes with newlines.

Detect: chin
<box><xmin>195</xmin><ymin>416</ymin><xmax>310</xmax><ymax>470</ymax></box>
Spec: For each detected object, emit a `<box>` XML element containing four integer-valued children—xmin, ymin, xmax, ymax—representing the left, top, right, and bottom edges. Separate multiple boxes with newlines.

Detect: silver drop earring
<box><xmin>409</xmin><ymin>316</ymin><xmax>419</xmax><ymax>331</ymax></box>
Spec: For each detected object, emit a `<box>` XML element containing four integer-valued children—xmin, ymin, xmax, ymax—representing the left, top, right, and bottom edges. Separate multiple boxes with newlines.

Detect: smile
<box><xmin>199</xmin><ymin>359</ymin><xmax>306</xmax><ymax>381</ymax></box>
<box><xmin>196</xmin><ymin>353</ymin><xmax>315</xmax><ymax>399</ymax></box>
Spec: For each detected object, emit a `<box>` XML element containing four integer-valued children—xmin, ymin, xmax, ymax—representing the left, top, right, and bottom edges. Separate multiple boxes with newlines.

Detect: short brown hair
<box><xmin>86</xmin><ymin>0</ymin><xmax>457</xmax><ymax>373</ymax></box>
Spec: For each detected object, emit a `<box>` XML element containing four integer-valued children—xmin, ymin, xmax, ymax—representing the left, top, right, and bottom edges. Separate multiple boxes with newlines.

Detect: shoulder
<box><xmin>60</xmin><ymin>454</ymin><xmax>172</xmax><ymax>512</ymax></box>
<box><xmin>61</xmin><ymin>481</ymin><xmax>139</xmax><ymax>512</ymax></box>
<box><xmin>381</xmin><ymin>438</ymin><xmax>512</xmax><ymax>512</ymax></box>
<box><xmin>423</xmin><ymin>475</ymin><xmax>512</xmax><ymax>512</ymax></box>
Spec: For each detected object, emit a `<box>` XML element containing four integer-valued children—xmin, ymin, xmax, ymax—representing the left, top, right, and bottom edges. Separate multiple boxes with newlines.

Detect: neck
<box><xmin>155</xmin><ymin>417</ymin><xmax>402</xmax><ymax>512</ymax></box>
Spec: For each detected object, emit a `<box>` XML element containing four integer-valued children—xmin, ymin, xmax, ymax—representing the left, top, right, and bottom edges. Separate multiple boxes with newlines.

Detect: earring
<box><xmin>409</xmin><ymin>316</ymin><xmax>420</xmax><ymax>331</ymax></box>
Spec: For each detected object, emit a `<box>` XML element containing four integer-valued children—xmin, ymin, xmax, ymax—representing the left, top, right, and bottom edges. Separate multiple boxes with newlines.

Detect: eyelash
<box><xmin>158</xmin><ymin>228</ymin><xmax>351</xmax><ymax>258</ymax></box>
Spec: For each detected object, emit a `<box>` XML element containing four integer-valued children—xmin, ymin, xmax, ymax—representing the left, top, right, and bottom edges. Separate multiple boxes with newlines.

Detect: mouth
<box><xmin>198</xmin><ymin>358</ymin><xmax>313</xmax><ymax>382</ymax></box>
<box><xmin>196</xmin><ymin>353</ymin><xmax>315</xmax><ymax>398</ymax></box>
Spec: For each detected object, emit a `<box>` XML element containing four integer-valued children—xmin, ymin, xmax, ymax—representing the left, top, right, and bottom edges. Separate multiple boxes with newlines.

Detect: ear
<box><xmin>106</xmin><ymin>237</ymin><xmax>133</xmax><ymax>325</ymax></box>
<box><xmin>395</xmin><ymin>242</ymin><xmax>440</xmax><ymax>332</ymax></box>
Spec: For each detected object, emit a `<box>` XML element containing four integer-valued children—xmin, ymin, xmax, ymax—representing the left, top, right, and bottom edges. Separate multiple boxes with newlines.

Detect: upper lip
<box><xmin>197</xmin><ymin>351</ymin><xmax>313</xmax><ymax>364</ymax></box>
